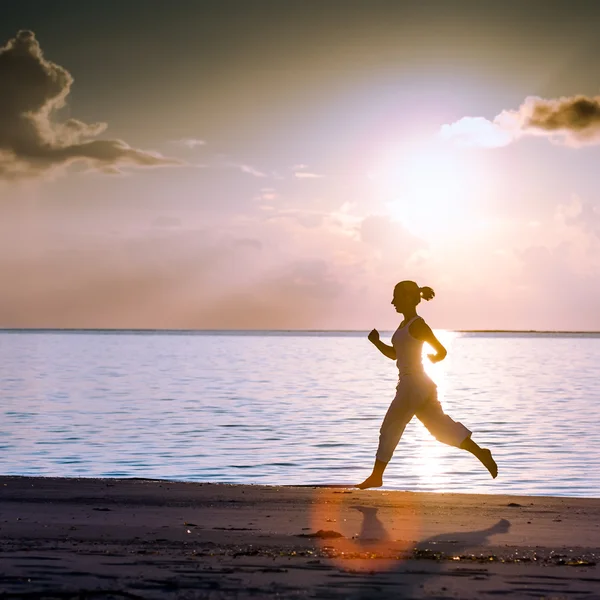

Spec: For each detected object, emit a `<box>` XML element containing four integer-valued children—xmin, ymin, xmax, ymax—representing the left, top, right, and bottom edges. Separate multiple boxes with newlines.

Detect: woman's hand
<box><xmin>368</xmin><ymin>329</ymin><xmax>380</xmax><ymax>344</ymax></box>
<box><xmin>369</xmin><ymin>329</ymin><xmax>396</xmax><ymax>360</ymax></box>
<box><xmin>428</xmin><ymin>352</ymin><xmax>445</xmax><ymax>363</ymax></box>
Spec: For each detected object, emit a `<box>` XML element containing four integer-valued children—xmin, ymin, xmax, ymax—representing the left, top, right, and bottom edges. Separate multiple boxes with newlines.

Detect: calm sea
<box><xmin>1</xmin><ymin>330</ymin><xmax>599</xmax><ymax>498</ymax></box>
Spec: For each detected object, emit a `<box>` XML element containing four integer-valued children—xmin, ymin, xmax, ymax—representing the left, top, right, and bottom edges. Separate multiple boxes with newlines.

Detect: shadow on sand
<box><xmin>343</xmin><ymin>505</ymin><xmax>511</xmax><ymax>599</ymax></box>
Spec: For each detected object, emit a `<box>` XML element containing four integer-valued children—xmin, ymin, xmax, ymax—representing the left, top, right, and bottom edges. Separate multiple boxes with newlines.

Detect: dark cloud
<box><xmin>0</xmin><ymin>30</ymin><xmax>180</xmax><ymax>179</ymax></box>
<box><xmin>523</xmin><ymin>95</ymin><xmax>600</xmax><ymax>142</ymax></box>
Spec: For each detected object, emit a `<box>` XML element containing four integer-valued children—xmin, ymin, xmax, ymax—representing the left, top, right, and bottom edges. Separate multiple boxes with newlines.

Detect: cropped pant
<box><xmin>376</xmin><ymin>373</ymin><xmax>472</xmax><ymax>463</ymax></box>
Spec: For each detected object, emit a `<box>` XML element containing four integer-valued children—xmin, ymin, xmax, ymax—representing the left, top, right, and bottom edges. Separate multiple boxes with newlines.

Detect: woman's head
<box><xmin>391</xmin><ymin>280</ymin><xmax>435</xmax><ymax>313</ymax></box>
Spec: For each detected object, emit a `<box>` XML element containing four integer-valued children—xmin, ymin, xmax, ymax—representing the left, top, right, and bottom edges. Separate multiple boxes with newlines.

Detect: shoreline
<box><xmin>1</xmin><ymin>476</ymin><xmax>599</xmax><ymax>598</ymax></box>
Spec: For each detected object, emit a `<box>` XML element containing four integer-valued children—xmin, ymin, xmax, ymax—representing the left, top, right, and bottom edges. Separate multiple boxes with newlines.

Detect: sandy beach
<box><xmin>1</xmin><ymin>477</ymin><xmax>599</xmax><ymax>599</ymax></box>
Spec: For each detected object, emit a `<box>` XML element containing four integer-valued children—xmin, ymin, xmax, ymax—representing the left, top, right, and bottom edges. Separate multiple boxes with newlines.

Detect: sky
<box><xmin>2</xmin><ymin>0</ymin><xmax>600</xmax><ymax>331</ymax></box>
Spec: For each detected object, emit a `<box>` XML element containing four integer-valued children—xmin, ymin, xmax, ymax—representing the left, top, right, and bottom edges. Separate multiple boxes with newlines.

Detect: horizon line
<box><xmin>0</xmin><ymin>327</ymin><xmax>599</xmax><ymax>335</ymax></box>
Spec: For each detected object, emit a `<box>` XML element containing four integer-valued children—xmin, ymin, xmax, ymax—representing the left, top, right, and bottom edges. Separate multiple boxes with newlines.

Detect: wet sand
<box><xmin>1</xmin><ymin>476</ymin><xmax>599</xmax><ymax>599</ymax></box>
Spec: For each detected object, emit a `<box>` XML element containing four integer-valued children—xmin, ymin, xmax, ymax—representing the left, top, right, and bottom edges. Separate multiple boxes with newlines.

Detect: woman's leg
<box><xmin>357</xmin><ymin>381</ymin><xmax>416</xmax><ymax>489</ymax></box>
<box><xmin>416</xmin><ymin>397</ymin><xmax>498</xmax><ymax>479</ymax></box>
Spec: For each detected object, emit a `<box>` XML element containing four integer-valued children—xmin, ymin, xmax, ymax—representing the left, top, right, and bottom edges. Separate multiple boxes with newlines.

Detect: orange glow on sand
<box><xmin>309</xmin><ymin>488</ymin><xmax>422</xmax><ymax>572</ymax></box>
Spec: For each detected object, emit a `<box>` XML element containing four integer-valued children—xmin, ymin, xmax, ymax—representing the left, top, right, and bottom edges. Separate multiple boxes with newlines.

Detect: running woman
<box><xmin>357</xmin><ymin>280</ymin><xmax>498</xmax><ymax>490</ymax></box>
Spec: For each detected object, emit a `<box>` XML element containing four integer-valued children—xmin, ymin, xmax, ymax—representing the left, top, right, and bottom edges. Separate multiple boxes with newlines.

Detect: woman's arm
<box><xmin>368</xmin><ymin>329</ymin><xmax>397</xmax><ymax>360</ymax></box>
<box><xmin>410</xmin><ymin>319</ymin><xmax>447</xmax><ymax>363</ymax></box>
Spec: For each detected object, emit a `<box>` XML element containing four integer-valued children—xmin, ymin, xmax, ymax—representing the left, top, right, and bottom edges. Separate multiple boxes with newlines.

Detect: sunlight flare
<box><xmin>373</xmin><ymin>142</ymin><xmax>488</xmax><ymax>241</ymax></box>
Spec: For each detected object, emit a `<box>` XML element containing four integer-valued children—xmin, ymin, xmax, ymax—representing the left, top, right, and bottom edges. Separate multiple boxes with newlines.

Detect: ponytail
<box><xmin>419</xmin><ymin>286</ymin><xmax>435</xmax><ymax>301</ymax></box>
<box><xmin>394</xmin><ymin>280</ymin><xmax>436</xmax><ymax>303</ymax></box>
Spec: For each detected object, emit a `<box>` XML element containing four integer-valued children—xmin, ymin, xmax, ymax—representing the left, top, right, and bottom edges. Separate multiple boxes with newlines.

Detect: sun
<box><xmin>371</xmin><ymin>141</ymin><xmax>488</xmax><ymax>241</ymax></box>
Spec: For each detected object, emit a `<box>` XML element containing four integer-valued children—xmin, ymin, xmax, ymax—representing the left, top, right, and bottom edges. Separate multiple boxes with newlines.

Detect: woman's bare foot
<box><xmin>356</xmin><ymin>475</ymin><xmax>383</xmax><ymax>490</ymax></box>
<box><xmin>480</xmin><ymin>448</ymin><xmax>498</xmax><ymax>479</ymax></box>
<box><xmin>461</xmin><ymin>438</ymin><xmax>498</xmax><ymax>479</ymax></box>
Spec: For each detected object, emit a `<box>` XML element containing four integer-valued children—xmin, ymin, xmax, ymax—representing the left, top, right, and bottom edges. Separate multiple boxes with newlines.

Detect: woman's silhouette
<box><xmin>357</xmin><ymin>280</ymin><xmax>498</xmax><ymax>490</ymax></box>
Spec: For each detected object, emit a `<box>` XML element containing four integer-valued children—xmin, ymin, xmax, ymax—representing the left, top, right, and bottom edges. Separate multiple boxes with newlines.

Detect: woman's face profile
<box><xmin>391</xmin><ymin>288</ymin><xmax>408</xmax><ymax>312</ymax></box>
<box><xmin>391</xmin><ymin>283</ymin><xmax>418</xmax><ymax>312</ymax></box>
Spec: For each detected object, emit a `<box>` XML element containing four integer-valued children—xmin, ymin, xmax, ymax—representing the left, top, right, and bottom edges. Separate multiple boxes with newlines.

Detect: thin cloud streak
<box><xmin>295</xmin><ymin>172</ymin><xmax>324</xmax><ymax>179</ymax></box>
<box><xmin>239</xmin><ymin>164</ymin><xmax>268</xmax><ymax>177</ymax></box>
<box><xmin>172</xmin><ymin>138</ymin><xmax>206</xmax><ymax>149</ymax></box>
<box><xmin>293</xmin><ymin>164</ymin><xmax>324</xmax><ymax>178</ymax></box>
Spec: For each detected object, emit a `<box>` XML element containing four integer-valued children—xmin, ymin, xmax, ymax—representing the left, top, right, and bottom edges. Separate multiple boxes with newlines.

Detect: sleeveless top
<box><xmin>391</xmin><ymin>315</ymin><xmax>425</xmax><ymax>377</ymax></box>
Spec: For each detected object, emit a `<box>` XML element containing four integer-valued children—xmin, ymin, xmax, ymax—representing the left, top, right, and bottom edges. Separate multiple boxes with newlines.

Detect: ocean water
<box><xmin>1</xmin><ymin>330</ymin><xmax>599</xmax><ymax>498</ymax></box>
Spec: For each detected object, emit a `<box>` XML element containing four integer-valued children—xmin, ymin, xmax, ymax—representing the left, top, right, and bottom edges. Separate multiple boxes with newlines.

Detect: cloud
<box><xmin>555</xmin><ymin>195</ymin><xmax>600</xmax><ymax>238</ymax></box>
<box><xmin>517</xmin><ymin>241</ymin><xmax>600</xmax><ymax>327</ymax></box>
<box><xmin>498</xmin><ymin>196</ymin><xmax>600</xmax><ymax>330</ymax></box>
<box><xmin>266</xmin><ymin>208</ymin><xmax>325</xmax><ymax>229</ymax></box>
<box><xmin>295</xmin><ymin>171</ymin><xmax>324</xmax><ymax>179</ymax></box>
<box><xmin>233</xmin><ymin>237</ymin><xmax>263</xmax><ymax>250</ymax></box>
<box><xmin>441</xmin><ymin>94</ymin><xmax>600</xmax><ymax>148</ymax></box>
<box><xmin>197</xmin><ymin>259</ymin><xmax>342</xmax><ymax>329</ymax></box>
<box><xmin>172</xmin><ymin>138</ymin><xmax>206</xmax><ymax>149</ymax></box>
<box><xmin>293</xmin><ymin>164</ymin><xmax>324</xmax><ymax>178</ymax></box>
<box><xmin>0</xmin><ymin>30</ymin><xmax>181</xmax><ymax>180</ymax></box>
<box><xmin>151</xmin><ymin>215</ymin><xmax>183</xmax><ymax>229</ymax></box>
<box><xmin>522</xmin><ymin>96</ymin><xmax>600</xmax><ymax>143</ymax></box>
<box><xmin>0</xmin><ymin>228</ymin><xmax>264</xmax><ymax>328</ymax></box>
<box><xmin>239</xmin><ymin>164</ymin><xmax>268</xmax><ymax>177</ymax></box>
<box><xmin>0</xmin><ymin>218</ymin><xmax>351</xmax><ymax>329</ymax></box>
<box><xmin>256</xmin><ymin>187</ymin><xmax>277</xmax><ymax>201</ymax></box>
<box><xmin>439</xmin><ymin>116</ymin><xmax>515</xmax><ymax>148</ymax></box>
